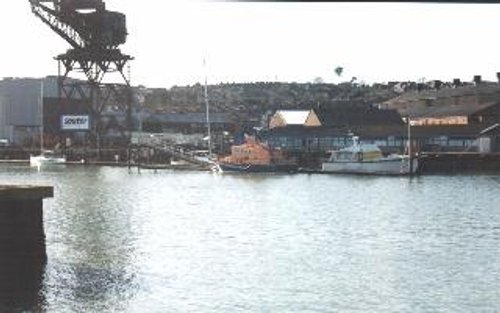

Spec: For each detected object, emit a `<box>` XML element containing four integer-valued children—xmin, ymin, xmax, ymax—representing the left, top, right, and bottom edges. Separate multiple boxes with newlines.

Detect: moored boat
<box><xmin>216</xmin><ymin>135</ymin><xmax>298</xmax><ymax>173</ymax></box>
<box><xmin>30</xmin><ymin>150</ymin><xmax>66</xmax><ymax>167</ymax></box>
<box><xmin>217</xmin><ymin>162</ymin><xmax>298</xmax><ymax>173</ymax></box>
<box><xmin>30</xmin><ymin>80</ymin><xmax>66</xmax><ymax>167</ymax></box>
<box><xmin>321</xmin><ymin>136</ymin><xmax>417</xmax><ymax>175</ymax></box>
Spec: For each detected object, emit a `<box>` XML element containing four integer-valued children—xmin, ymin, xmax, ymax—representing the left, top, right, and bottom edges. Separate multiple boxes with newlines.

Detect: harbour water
<box><xmin>1</xmin><ymin>164</ymin><xmax>499</xmax><ymax>312</ymax></box>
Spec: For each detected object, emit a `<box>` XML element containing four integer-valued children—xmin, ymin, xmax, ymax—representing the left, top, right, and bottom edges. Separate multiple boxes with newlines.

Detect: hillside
<box><xmin>142</xmin><ymin>82</ymin><xmax>398</xmax><ymax>118</ymax></box>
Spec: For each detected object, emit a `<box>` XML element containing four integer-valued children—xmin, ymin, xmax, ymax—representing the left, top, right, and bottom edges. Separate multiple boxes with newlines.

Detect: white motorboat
<box><xmin>321</xmin><ymin>136</ymin><xmax>417</xmax><ymax>175</ymax></box>
<box><xmin>30</xmin><ymin>150</ymin><xmax>66</xmax><ymax>167</ymax></box>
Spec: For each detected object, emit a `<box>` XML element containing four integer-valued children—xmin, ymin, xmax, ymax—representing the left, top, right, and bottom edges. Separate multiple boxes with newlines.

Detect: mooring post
<box><xmin>0</xmin><ymin>185</ymin><xmax>53</xmax><ymax>310</ymax></box>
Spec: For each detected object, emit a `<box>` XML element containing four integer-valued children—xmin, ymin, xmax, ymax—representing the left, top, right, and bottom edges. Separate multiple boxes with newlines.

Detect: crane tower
<box><xmin>29</xmin><ymin>0</ymin><xmax>134</xmax><ymax>157</ymax></box>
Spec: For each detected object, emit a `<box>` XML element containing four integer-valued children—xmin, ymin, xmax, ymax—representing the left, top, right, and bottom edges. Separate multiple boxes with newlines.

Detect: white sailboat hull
<box><xmin>30</xmin><ymin>153</ymin><xmax>66</xmax><ymax>167</ymax></box>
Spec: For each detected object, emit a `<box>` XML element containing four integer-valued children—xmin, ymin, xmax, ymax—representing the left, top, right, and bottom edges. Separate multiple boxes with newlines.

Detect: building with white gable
<box><xmin>268</xmin><ymin>110</ymin><xmax>321</xmax><ymax>129</ymax></box>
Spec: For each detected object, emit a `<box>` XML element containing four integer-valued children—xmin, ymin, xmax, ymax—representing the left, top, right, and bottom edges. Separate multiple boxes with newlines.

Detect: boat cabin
<box><xmin>327</xmin><ymin>137</ymin><xmax>385</xmax><ymax>163</ymax></box>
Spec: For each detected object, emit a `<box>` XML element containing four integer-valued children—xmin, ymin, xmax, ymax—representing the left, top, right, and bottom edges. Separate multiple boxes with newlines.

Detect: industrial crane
<box><xmin>29</xmin><ymin>0</ymin><xmax>134</xmax><ymax>158</ymax></box>
<box><xmin>29</xmin><ymin>0</ymin><xmax>133</xmax><ymax>84</ymax></box>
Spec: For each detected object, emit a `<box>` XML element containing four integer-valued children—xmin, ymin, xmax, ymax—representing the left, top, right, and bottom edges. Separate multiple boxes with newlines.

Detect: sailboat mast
<box><xmin>407</xmin><ymin>115</ymin><xmax>414</xmax><ymax>174</ymax></box>
<box><xmin>203</xmin><ymin>58</ymin><xmax>212</xmax><ymax>158</ymax></box>
<box><xmin>40</xmin><ymin>79</ymin><xmax>44</xmax><ymax>152</ymax></box>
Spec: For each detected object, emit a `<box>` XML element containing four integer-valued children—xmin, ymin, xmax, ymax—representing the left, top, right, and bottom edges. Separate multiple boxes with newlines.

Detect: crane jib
<box><xmin>30</xmin><ymin>0</ymin><xmax>128</xmax><ymax>50</ymax></box>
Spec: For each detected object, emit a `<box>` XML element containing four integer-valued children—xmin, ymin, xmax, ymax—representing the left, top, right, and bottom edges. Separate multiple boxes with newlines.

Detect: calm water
<box><xmin>1</xmin><ymin>164</ymin><xmax>499</xmax><ymax>312</ymax></box>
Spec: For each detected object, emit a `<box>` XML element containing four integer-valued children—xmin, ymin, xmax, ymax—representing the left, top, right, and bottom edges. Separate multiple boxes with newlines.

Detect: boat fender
<box><xmin>358</xmin><ymin>152</ymin><xmax>363</xmax><ymax>162</ymax></box>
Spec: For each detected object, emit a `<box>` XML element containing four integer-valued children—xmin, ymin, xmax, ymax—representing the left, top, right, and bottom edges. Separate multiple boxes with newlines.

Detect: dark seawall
<box><xmin>417</xmin><ymin>152</ymin><xmax>500</xmax><ymax>174</ymax></box>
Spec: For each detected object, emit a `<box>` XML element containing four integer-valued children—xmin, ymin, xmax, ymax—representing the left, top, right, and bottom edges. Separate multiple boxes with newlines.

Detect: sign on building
<box><xmin>61</xmin><ymin>115</ymin><xmax>90</xmax><ymax>131</ymax></box>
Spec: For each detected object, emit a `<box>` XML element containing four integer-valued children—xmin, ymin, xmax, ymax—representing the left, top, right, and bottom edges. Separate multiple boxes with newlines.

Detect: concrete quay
<box><xmin>417</xmin><ymin>152</ymin><xmax>500</xmax><ymax>174</ymax></box>
<box><xmin>0</xmin><ymin>185</ymin><xmax>53</xmax><ymax>311</ymax></box>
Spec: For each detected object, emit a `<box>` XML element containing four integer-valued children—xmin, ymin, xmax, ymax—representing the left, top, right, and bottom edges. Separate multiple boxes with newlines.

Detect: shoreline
<box><xmin>2</xmin><ymin>154</ymin><xmax>500</xmax><ymax>175</ymax></box>
<box><xmin>0</xmin><ymin>159</ymin><xmax>211</xmax><ymax>171</ymax></box>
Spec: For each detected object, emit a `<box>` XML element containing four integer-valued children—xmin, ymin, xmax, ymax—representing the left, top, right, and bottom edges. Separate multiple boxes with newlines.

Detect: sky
<box><xmin>2</xmin><ymin>1</ymin><xmax>500</xmax><ymax>88</ymax></box>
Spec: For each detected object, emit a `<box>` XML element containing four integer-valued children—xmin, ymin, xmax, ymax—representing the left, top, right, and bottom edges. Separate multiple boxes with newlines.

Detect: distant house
<box><xmin>268</xmin><ymin>110</ymin><xmax>321</xmax><ymax>129</ymax></box>
<box><xmin>382</xmin><ymin>85</ymin><xmax>500</xmax><ymax>126</ymax></box>
<box><xmin>404</xmin><ymin>101</ymin><xmax>500</xmax><ymax>126</ymax></box>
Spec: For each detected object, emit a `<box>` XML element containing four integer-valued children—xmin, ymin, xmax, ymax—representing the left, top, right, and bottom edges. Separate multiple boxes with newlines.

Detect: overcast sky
<box><xmin>2</xmin><ymin>1</ymin><xmax>500</xmax><ymax>88</ymax></box>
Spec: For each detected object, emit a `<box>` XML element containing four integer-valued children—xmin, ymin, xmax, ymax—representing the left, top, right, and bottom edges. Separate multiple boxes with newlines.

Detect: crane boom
<box><xmin>30</xmin><ymin>0</ymin><xmax>84</xmax><ymax>49</ymax></box>
<box><xmin>29</xmin><ymin>0</ymin><xmax>127</xmax><ymax>51</ymax></box>
<box><xmin>29</xmin><ymin>0</ymin><xmax>132</xmax><ymax>84</ymax></box>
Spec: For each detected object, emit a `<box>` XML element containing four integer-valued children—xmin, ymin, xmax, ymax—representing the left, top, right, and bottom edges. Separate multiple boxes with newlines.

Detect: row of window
<box><xmin>266</xmin><ymin>136</ymin><xmax>476</xmax><ymax>151</ymax></box>
<box><xmin>425</xmin><ymin>138</ymin><xmax>475</xmax><ymax>147</ymax></box>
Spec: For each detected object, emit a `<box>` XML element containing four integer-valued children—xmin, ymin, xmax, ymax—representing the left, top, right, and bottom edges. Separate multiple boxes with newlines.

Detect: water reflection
<box><xmin>0</xmin><ymin>259</ymin><xmax>46</xmax><ymax>313</ymax></box>
<box><xmin>40</xmin><ymin>167</ymin><xmax>139</xmax><ymax>311</ymax></box>
<box><xmin>41</xmin><ymin>261</ymin><xmax>137</xmax><ymax>312</ymax></box>
<box><xmin>0</xmin><ymin>165</ymin><xmax>140</xmax><ymax>311</ymax></box>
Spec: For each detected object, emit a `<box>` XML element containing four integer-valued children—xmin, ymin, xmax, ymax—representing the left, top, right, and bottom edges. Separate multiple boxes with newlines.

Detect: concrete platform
<box><xmin>0</xmin><ymin>185</ymin><xmax>53</xmax><ymax>200</ymax></box>
<box><xmin>0</xmin><ymin>185</ymin><xmax>53</xmax><ymax>260</ymax></box>
<box><xmin>0</xmin><ymin>185</ymin><xmax>53</xmax><ymax>311</ymax></box>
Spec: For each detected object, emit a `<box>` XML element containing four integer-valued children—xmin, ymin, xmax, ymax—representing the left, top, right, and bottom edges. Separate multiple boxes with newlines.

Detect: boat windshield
<box><xmin>41</xmin><ymin>150</ymin><xmax>63</xmax><ymax>157</ymax></box>
<box><xmin>330</xmin><ymin>151</ymin><xmax>357</xmax><ymax>162</ymax></box>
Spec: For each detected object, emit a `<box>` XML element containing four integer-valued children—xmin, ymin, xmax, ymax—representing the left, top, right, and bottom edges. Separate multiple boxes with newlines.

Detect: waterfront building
<box><xmin>259</xmin><ymin>98</ymin><xmax>500</xmax><ymax>168</ymax></box>
<box><xmin>261</xmin><ymin>124</ymin><xmax>408</xmax><ymax>154</ymax></box>
<box><xmin>0</xmin><ymin>77</ymin><xmax>144</xmax><ymax>149</ymax></box>
<box><xmin>259</xmin><ymin>107</ymin><xmax>407</xmax><ymax>167</ymax></box>
<box><xmin>381</xmin><ymin>82</ymin><xmax>500</xmax><ymax>153</ymax></box>
<box><xmin>0</xmin><ymin>77</ymin><xmax>58</xmax><ymax>145</ymax></box>
<box><xmin>409</xmin><ymin>125</ymin><xmax>484</xmax><ymax>153</ymax></box>
<box><xmin>268</xmin><ymin>110</ymin><xmax>321</xmax><ymax>129</ymax></box>
<box><xmin>382</xmin><ymin>83</ymin><xmax>500</xmax><ymax>127</ymax></box>
<box><xmin>262</xmin><ymin>106</ymin><xmax>405</xmax><ymax>152</ymax></box>
<box><xmin>315</xmin><ymin>106</ymin><xmax>404</xmax><ymax>129</ymax></box>
<box><xmin>478</xmin><ymin>123</ymin><xmax>500</xmax><ymax>153</ymax></box>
